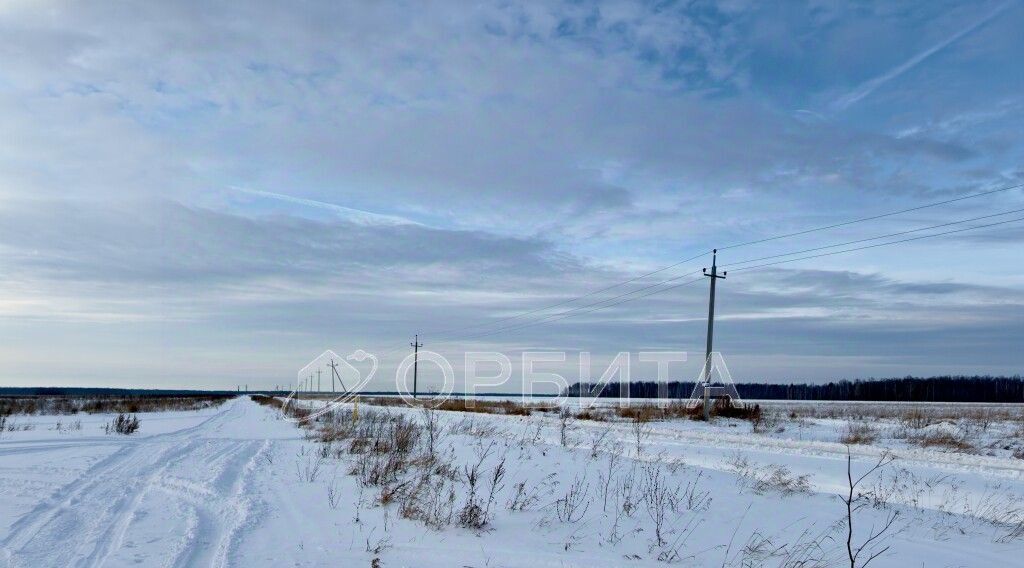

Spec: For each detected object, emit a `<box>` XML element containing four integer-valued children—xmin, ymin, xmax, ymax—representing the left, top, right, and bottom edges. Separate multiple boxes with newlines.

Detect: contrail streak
<box><xmin>832</xmin><ymin>0</ymin><xmax>1015</xmax><ymax>110</ymax></box>
<box><xmin>229</xmin><ymin>186</ymin><xmax>415</xmax><ymax>226</ymax></box>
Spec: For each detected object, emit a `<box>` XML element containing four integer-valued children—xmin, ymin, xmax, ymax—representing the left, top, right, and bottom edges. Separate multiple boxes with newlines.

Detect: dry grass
<box><xmin>612</xmin><ymin>399</ymin><xmax>761</xmax><ymax>423</ymax></box>
<box><xmin>250</xmin><ymin>394</ymin><xmax>284</xmax><ymax>408</ymax></box>
<box><xmin>573</xmin><ymin>408</ymin><xmax>608</xmax><ymax>421</ymax></box>
<box><xmin>288</xmin><ymin>402</ymin><xmax>506</xmax><ymax>531</ymax></box>
<box><xmin>0</xmin><ymin>395</ymin><xmax>230</xmax><ymax>416</ymax></box>
<box><xmin>356</xmin><ymin>395</ymin><xmax>763</xmax><ymax>426</ymax></box>
<box><xmin>840</xmin><ymin>422</ymin><xmax>879</xmax><ymax>445</ymax></box>
<box><xmin>910</xmin><ymin>430</ymin><xmax>974</xmax><ymax>452</ymax></box>
<box><xmin>358</xmin><ymin>396</ymin><xmax>556</xmax><ymax>416</ymax></box>
<box><xmin>897</xmin><ymin>408</ymin><xmax>932</xmax><ymax>429</ymax></box>
<box><xmin>614</xmin><ymin>404</ymin><xmax>665</xmax><ymax>422</ymax></box>
<box><xmin>728</xmin><ymin>453</ymin><xmax>811</xmax><ymax>496</ymax></box>
<box><xmin>434</xmin><ymin>399</ymin><xmax>545</xmax><ymax>416</ymax></box>
<box><xmin>765</xmin><ymin>401</ymin><xmax>1023</xmax><ymax>424</ymax></box>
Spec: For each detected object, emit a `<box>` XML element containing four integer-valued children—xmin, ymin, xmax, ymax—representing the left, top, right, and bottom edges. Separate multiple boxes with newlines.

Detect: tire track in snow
<box><xmin>213</xmin><ymin>439</ymin><xmax>268</xmax><ymax>568</ymax></box>
<box><xmin>80</xmin><ymin>442</ymin><xmax>203</xmax><ymax>568</ymax></box>
<box><xmin>165</xmin><ymin>439</ymin><xmax>265</xmax><ymax>568</ymax></box>
<box><xmin>2</xmin><ymin>398</ymin><xmax>238</xmax><ymax>546</ymax></box>
<box><xmin>1</xmin><ymin>435</ymin><xmax>205</xmax><ymax>567</ymax></box>
<box><xmin>0</xmin><ymin>399</ymin><xmax>247</xmax><ymax>568</ymax></box>
<box><xmin>86</xmin><ymin>438</ymin><xmax>260</xmax><ymax>568</ymax></box>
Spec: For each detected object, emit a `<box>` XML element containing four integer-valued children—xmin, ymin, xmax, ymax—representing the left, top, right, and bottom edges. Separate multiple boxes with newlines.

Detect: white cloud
<box><xmin>1</xmin><ymin>1</ymin><xmax>1022</xmax><ymax>386</ymax></box>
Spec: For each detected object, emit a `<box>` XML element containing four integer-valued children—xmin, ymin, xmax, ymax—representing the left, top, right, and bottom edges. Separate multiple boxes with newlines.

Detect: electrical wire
<box><xmin>423</xmin><ymin>181</ymin><xmax>1022</xmax><ymax>341</ymax></box>
<box><xmin>429</xmin><ymin>211</ymin><xmax>1024</xmax><ymax>343</ymax></box>
<box><xmin>723</xmin><ymin>206</ymin><xmax>1024</xmax><ymax>269</ymax></box>
<box><xmin>425</xmin><ymin>250</ymin><xmax>709</xmax><ymax>338</ymax></box>
<box><xmin>453</xmin><ymin>275</ymin><xmax>708</xmax><ymax>341</ymax></box>
<box><xmin>726</xmin><ymin>215</ymin><xmax>1024</xmax><ymax>273</ymax></box>
<box><xmin>389</xmin><ymin>182</ymin><xmax>1023</xmax><ymax>347</ymax></box>
<box><xmin>718</xmin><ymin>181</ymin><xmax>1024</xmax><ymax>251</ymax></box>
<box><xmin>432</xmin><ymin>270</ymin><xmax>704</xmax><ymax>342</ymax></box>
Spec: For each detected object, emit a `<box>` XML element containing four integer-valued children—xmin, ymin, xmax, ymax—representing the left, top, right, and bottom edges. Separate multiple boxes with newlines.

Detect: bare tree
<box><xmin>843</xmin><ymin>447</ymin><xmax>898</xmax><ymax>568</ymax></box>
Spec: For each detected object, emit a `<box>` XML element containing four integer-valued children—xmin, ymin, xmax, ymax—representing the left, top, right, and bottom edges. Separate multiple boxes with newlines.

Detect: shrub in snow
<box><xmin>105</xmin><ymin>413</ymin><xmax>140</xmax><ymax>435</ymax></box>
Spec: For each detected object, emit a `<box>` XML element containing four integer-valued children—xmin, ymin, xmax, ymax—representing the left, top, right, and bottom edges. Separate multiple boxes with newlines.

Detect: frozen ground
<box><xmin>1</xmin><ymin>396</ymin><xmax>1022</xmax><ymax>567</ymax></box>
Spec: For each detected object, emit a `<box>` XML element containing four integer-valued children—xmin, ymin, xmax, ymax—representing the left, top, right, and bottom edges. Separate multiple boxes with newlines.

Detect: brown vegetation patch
<box><xmin>840</xmin><ymin>422</ymin><xmax>879</xmax><ymax>445</ymax></box>
<box><xmin>911</xmin><ymin>430</ymin><xmax>974</xmax><ymax>452</ymax></box>
<box><xmin>1</xmin><ymin>395</ymin><xmax>230</xmax><ymax>416</ymax></box>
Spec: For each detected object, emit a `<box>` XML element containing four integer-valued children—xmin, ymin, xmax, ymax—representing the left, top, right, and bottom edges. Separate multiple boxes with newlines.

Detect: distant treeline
<box><xmin>564</xmin><ymin>375</ymin><xmax>1024</xmax><ymax>403</ymax></box>
<box><xmin>0</xmin><ymin>387</ymin><xmax>239</xmax><ymax>397</ymax></box>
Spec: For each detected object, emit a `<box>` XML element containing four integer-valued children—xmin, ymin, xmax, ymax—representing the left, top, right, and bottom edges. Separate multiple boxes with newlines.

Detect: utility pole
<box><xmin>317</xmin><ymin>368</ymin><xmax>321</xmax><ymax>393</ymax></box>
<box><xmin>329</xmin><ymin>359</ymin><xmax>346</xmax><ymax>393</ymax></box>
<box><xmin>701</xmin><ymin>249</ymin><xmax>727</xmax><ymax>420</ymax></box>
<box><xmin>410</xmin><ymin>335</ymin><xmax>423</xmax><ymax>399</ymax></box>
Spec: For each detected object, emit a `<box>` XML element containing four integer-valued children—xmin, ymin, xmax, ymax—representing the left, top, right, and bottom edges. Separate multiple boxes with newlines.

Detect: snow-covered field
<box><xmin>1</xmin><ymin>396</ymin><xmax>1023</xmax><ymax>567</ymax></box>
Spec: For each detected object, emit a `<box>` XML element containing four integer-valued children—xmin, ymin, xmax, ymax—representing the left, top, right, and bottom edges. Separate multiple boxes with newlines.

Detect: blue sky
<box><xmin>0</xmin><ymin>0</ymin><xmax>1022</xmax><ymax>390</ymax></box>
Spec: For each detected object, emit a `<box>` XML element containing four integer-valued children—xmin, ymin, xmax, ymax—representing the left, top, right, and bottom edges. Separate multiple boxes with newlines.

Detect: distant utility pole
<box><xmin>410</xmin><ymin>334</ymin><xmax>423</xmax><ymax>399</ymax></box>
<box><xmin>317</xmin><ymin>368</ymin><xmax>321</xmax><ymax>393</ymax></box>
<box><xmin>701</xmin><ymin>249</ymin><xmax>727</xmax><ymax>420</ymax></box>
<box><xmin>329</xmin><ymin>359</ymin><xmax>346</xmax><ymax>393</ymax></box>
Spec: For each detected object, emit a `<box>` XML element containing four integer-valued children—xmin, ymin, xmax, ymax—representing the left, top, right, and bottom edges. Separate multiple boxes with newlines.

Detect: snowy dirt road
<box><xmin>0</xmin><ymin>398</ymin><xmax>293</xmax><ymax>568</ymax></box>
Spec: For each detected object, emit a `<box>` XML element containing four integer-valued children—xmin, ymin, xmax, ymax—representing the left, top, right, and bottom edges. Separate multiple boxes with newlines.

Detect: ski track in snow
<box><xmin>0</xmin><ymin>399</ymin><xmax>269</xmax><ymax>568</ymax></box>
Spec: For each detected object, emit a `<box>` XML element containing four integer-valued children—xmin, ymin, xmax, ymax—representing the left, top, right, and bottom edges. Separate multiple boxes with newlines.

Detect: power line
<box><xmin>724</xmin><ymin>206</ymin><xmax>1024</xmax><ymax>269</ymax></box>
<box><xmin>726</xmin><ymin>214</ymin><xmax>1024</xmax><ymax>273</ymax></box>
<box><xmin>366</xmin><ymin>182</ymin><xmax>1022</xmax><ymax>351</ymax></box>
<box><xmin>718</xmin><ymin>181</ymin><xmax>1024</xmax><ymax>251</ymax></box>
<box><xmin>373</xmin><ymin>267</ymin><xmax>708</xmax><ymax>360</ymax></box>
<box><xmin>425</xmin><ymin>250</ymin><xmax>709</xmax><ymax>338</ymax></box>
<box><xmin>425</xmin><ymin>181</ymin><xmax>1022</xmax><ymax>341</ymax></box>
<box><xmin>437</xmin><ymin>269</ymin><xmax>704</xmax><ymax>342</ymax></box>
<box><xmin>455</xmin><ymin>275</ymin><xmax>708</xmax><ymax>341</ymax></box>
<box><xmin>433</xmin><ymin>212</ymin><xmax>1024</xmax><ymax>343</ymax></box>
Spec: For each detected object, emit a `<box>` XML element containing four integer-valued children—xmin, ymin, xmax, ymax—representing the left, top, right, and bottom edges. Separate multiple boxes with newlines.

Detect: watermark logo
<box><xmin>685</xmin><ymin>351</ymin><xmax>742</xmax><ymax>411</ymax></box>
<box><xmin>284</xmin><ymin>349</ymin><xmax>737</xmax><ymax>416</ymax></box>
<box><xmin>282</xmin><ymin>349</ymin><xmax>377</xmax><ymax>421</ymax></box>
